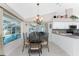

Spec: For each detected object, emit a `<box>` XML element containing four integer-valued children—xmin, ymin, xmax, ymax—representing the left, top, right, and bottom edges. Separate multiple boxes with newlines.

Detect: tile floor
<box><xmin>6</xmin><ymin>42</ymin><xmax>69</xmax><ymax>56</ymax></box>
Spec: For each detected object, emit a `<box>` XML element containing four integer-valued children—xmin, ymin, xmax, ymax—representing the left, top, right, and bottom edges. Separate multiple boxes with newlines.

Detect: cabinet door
<box><xmin>53</xmin><ymin>22</ymin><xmax>69</xmax><ymax>29</ymax></box>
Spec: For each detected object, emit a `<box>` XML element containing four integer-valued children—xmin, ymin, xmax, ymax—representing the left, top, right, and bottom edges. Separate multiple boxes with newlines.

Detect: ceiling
<box><xmin>6</xmin><ymin>3</ymin><xmax>64</xmax><ymax>19</ymax></box>
<box><xmin>7</xmin><ymin>3</ymin><xmax>79</xmax><ymax>21</ymax></box>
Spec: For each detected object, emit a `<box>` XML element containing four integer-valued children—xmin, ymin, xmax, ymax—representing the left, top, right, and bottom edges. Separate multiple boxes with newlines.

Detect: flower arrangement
<box><xmin>70</xmin><ymin>15</ymin><xmax>79</xmax><ymax>19</ymax></box>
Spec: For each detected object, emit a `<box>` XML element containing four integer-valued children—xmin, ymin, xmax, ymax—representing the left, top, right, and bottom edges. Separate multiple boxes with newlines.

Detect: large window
<box><xmin>3</xmin><ymin>14</ymin><xmax>21</xmax><ymax>45</ymax></box>
<box><xmin>29</xmin><ymin>23</ymin><xmax>46</xmax><ymax>33</ymax></box>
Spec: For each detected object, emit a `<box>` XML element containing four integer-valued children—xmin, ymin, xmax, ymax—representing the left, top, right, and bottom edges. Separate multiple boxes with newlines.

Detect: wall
<box><xmin>21</xmin><ymin>22</ymin><xmax>30</xmax><ymax>38</ymax></box>
<box><xmin>0</xmin><ymin>4</ymin><xmax>24</xmax><ymax>55</ymax></box>
<box><xmin>21</xmin><ymin>22</ymin><xmax>27</xmax><ymax>33</ymax></box>
<box><xmin>0</xmin><ymin>7</ymin><xmax>4</xmax><ymax>55</ymax></box>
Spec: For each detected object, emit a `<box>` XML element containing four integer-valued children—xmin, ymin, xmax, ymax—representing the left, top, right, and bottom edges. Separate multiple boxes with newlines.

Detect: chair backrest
<box><xmin>25</xmin><ymin>32</ymin><xmax>27</xmax><ymax>40</ymax></box>
<box><xmin>23</xmin><ymin>33</ymin><xmax>25</xmax><ymax>42</ymax></box>
<box><xmin>39</xmin><ymin>32</ymin><xmax>48</xmax><ymax>38</ymax></box>
<box><xmin>29</xmin><ymin>32</ymin><xmax>40</xmax><ymax>43</ymax></box>
<box><xmin>23</xmin><ymin>33</ymin><xmax>28</xmax><ymax>44</ymax></box>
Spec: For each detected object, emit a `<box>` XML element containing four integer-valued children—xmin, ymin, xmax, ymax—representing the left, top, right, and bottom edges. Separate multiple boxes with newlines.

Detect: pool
<box><xmin>3</xmin><ymin>33</ymin><xmax>21</xmax><ymax>45</ymax></box>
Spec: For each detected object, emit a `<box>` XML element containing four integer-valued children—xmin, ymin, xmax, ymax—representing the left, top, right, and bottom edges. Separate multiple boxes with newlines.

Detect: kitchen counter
<box><xmin>50</xmin><ymin>31</ymin><xmax>79</xmax><ymax>56</ymax></box>
<box><xmin>55</xmin><ymin>33</ymin><xmax>79</xmax><ymax>39</ymax></box>
<box><xmin>63</xmin><ymin>35</ymin><xmax>79</xmax><ymax>39</ymax></box>
<box><xmin>52</xmin><ymin>30</ymin><xmax>79</xmax><ymax>39</ymax></box>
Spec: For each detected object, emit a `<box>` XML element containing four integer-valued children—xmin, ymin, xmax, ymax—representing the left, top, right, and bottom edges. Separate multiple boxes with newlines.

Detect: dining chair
<box><xmin>22</xmin><ymin>33</ymin><xmax>30</xmax><ymax>53</ymax></box>
<box><xmin>28</xmin><ymin>32</ymin><xmax>42</xmax><ymax>56</ymax></box>
<box><xmin>41</xmin><ymin>38</ymin><xmax>49</xmax><ymax>52</ymax></box>
<box><xmin>28</xmin><ymin>42</ymin><xmax>42</xmax><ymax>56</ymax></box>
<box><xmin>40</xmin><ymin>32</ymin><xmax>49</xmax><ymax>52</ymax></box>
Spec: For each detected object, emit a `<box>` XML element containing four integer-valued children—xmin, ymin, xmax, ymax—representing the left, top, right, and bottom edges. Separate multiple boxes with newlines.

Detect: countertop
<box><xmin>52</xmin><ymin>31</ymin><xmax>79</xmax><ymax>39</ymax></box>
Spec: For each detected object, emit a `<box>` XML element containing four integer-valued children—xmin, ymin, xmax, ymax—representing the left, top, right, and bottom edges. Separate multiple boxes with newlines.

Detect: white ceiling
<box><xmin>6</xmin><ymin>3</ymin><xmax>64</xmax><ymax>19</ymax></box>
<box><xmin>7</xmin><ymin>3</ymin><xmax>79</xmax><ymax>20</ymax></box>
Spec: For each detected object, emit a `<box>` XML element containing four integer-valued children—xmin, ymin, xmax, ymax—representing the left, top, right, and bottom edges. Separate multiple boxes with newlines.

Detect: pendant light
<box><xmin>34</xmin><ymin>3</ymin><xmax>43</xmax><ymax>24</ymax></box>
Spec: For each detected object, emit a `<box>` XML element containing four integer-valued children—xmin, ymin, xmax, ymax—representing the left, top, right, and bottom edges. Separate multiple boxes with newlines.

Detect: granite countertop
<box><xmin>63</xmin><ymin>35</ymin><xmax>79</xmax><ymax>39</ymax></box>
<box><xmin>52</xmin><ymin>31</ymin><xmax>79</xmax><ymax>39</ymax></box>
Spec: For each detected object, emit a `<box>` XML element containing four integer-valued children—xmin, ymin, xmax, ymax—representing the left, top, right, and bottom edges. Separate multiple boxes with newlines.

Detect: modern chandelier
<box><xmin>34</xmin><ymin>3</ymin><xmax>43</xmax><ymax>24</ymax></box>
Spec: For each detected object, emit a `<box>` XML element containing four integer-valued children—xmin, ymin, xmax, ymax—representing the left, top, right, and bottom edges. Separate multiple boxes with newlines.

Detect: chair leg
<box><xmin>47</xmin><ymin>46</ymin><xmax>49</xmax><ymax>52</ymax></box>
<box><xmin>29</xmin><ymin>53</ymin><xmax>30</xmax><ymax>56</ymax></box>
<box><xmin>41</xmin><ymin>45</ymin><xmax>42</xmax><ymax>54</ymax></box>
<box><xmin>41</xmin><ymin>50</ymin><xmax>42</xmax><ymax>54</ymax></box>
<box><xmin>28</xmin><ymin>49</ymin><xmax>31</xmax><ymax>56</ymax></box>
<box><xmin>47</xmin><ymin>44</ymin><xmax>49</xmax><ymax>52</ymax></box>
<box><xmin>22</xmin><ymin>45</ymin><xmax>25</xmax><ymax>53</ymax></box>
<box><xmin>39</xmin><ymin>50</ymin><xmax>40</xmax><ymax>56</ymax></box>
<box><xmin>40</xmin><ymin>48</ymin><xmax>42</xmax><ymax>54</ymax></box>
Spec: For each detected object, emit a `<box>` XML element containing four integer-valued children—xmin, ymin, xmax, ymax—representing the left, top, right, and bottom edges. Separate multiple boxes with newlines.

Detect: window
<box><xmin>3</xmin><ymin>14</ymin><xmax>21</xmax><ymax>45</ymax></box>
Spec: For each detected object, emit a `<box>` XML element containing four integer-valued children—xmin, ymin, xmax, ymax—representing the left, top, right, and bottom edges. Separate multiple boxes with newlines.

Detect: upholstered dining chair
<box><xmin>28</xmin><ymin>32</ymin><xmax>42</xmax><ymax>56</ymax></box>
<box><xmin>41</xmin><ymin>38</ymin><xmax>49</xmax><ymax>52</ymax></box>
<box><xmin>22</xmin><ymin>33</ymin><xmax>30</xmax><ymax>53</ymax></box>
<box><xmin>40</xmin><ymin>32</ymin><xmax>49</xmax><ymax>52</ymax></box>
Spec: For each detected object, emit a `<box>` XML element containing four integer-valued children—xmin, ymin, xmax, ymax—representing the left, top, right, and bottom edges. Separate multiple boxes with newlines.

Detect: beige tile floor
<box><xmin>6</xmin><ymin>42</ymin><xmax>69</xmax><ymax>56</ymax></box>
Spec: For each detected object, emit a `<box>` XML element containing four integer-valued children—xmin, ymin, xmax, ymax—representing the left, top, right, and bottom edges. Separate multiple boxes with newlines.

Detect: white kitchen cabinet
<box><xmin>51</xmin><ymin>33</ymin><xmax>79</xmax><ymax>56</ymax></box>
<box><xmin>52</xmin><ymin>21</ymin><xmax>79</xmax><ymax>29</ymax></box>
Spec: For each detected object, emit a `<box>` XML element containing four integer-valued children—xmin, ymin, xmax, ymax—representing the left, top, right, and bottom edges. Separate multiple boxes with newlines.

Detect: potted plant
<box><xmin>70</xmin><ymin>15</ymin><xmax>79</xmax><ymax>20</ymax></box>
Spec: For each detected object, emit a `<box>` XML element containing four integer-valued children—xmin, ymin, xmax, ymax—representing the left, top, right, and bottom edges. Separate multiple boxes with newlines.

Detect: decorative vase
<box><xmin>53</xmin><ymin>16</ymin><xmax>56</xmax><ymax>18</ymax></box>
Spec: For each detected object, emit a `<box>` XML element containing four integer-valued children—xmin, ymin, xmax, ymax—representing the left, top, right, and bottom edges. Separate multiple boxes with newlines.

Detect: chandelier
<box><xmin>34</xmin><ymin>3</ymin><xmax>43</xmax><ymax>24</ymax></box>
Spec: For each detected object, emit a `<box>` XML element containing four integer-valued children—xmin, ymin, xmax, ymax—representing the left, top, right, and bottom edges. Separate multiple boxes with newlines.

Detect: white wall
<box><xmin>21</xmin><ymin>22</ymin><xmax>27</xmax><ymax>33</ymax></box>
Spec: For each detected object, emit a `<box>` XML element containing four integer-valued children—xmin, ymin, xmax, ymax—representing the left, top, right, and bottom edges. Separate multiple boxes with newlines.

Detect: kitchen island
<box><xmin>51</xmin><ymin>31</ymin><xmax>79</xmax><ymax>56</ymax></box>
